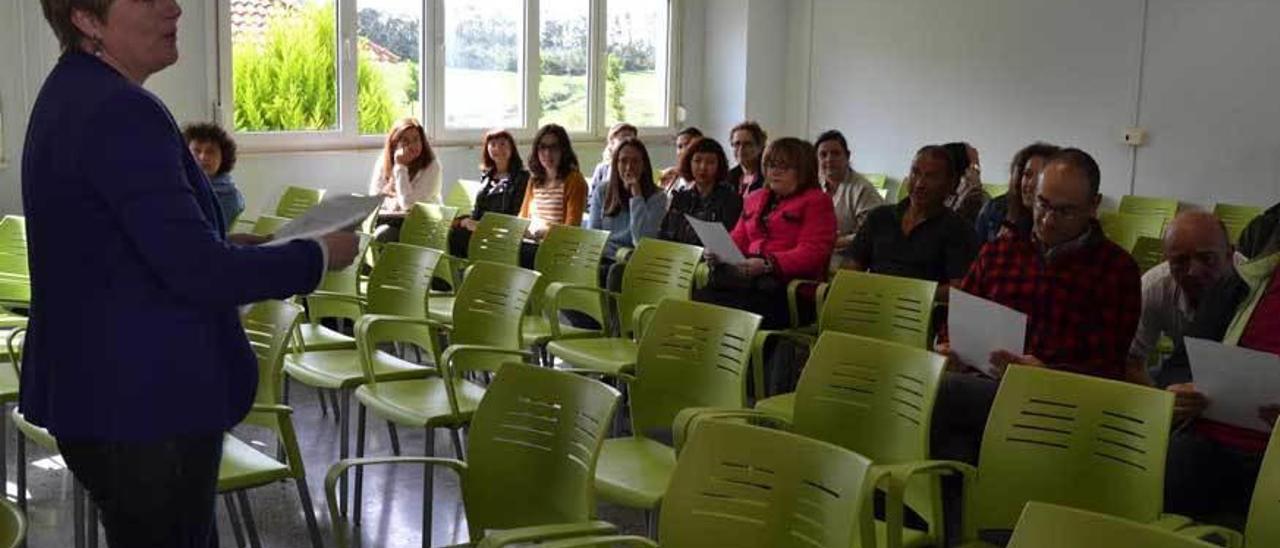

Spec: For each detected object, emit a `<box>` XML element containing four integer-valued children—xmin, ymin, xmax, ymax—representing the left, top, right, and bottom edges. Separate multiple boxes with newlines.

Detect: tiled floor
<box><xmin>12</xmin><ymin>383</ymin><xmax>645</xmax><ymax>547</ymax></box>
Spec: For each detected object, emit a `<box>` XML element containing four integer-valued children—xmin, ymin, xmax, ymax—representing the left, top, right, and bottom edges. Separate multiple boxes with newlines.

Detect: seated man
<box><xmin>1130</xmin><ymin>211</ymin><xmax>1240</xmax><ymax>386</ymax></box>
<box><xmin>933</xmin><ymin>148</ymin><xmax>1142</xmax><ymax>462</ymax></box>
<box><xmin>1160</xmin><ymin>230</ymin><xmax>1280</xmax><ymax>525</ymax></box>
<box><xmin>1239</xmin><ymin>202</ymin><xmax>1279</xmax><ymax>259</ymax></box>
<box><xmin>843</xmin><ymin>144</ymin><xmax>979</xmax><ymax>292</ymax></box>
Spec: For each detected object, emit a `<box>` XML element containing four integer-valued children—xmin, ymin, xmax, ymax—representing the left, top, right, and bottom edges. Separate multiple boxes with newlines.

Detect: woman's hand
<box><xmin>394</xmin><ymin>147</ymin><xmax>412</xmax><ymax>166</ymax></box>
<box><xmin>987</xmin><ymin>350</ymin><xmax>1044</xmax><ymax>379</ymax></box>
<box><xmin>703</xmin><ymin>250</ymin><xmax>721</xmax><ymax>267</ymax></box>
<box><xmin>460</xmin><ymin>218</ymin><xmax>479</xmax><ymax>231</ymax></box>
<box><xmin>1168</xmin><ymin>383</ymin><xmax>1209</xmax><ymax>423</ymax></box>
<box><xmin>736</xmin><ymin>258</ymin><xmax>768</xmax><ymax>278</ymax></box>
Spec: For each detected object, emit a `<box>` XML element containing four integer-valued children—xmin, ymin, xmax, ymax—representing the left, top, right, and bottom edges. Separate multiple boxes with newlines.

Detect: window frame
<box><xmin>212</xmin><ymin>0</ymin><xmax>682</xmax><ymax>152</ymax></box>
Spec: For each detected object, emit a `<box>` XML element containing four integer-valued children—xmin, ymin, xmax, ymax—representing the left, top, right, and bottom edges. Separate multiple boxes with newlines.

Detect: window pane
<box><xmin>231</xmin><ymin>0</ymin><xmax>338</xmax><ymax>132</ymax></box>
<box><xmin>444</xmin><ymin>0</ymin><xmax>522</xmax><ymax>129</ymax></box>
<box><xmin>605</xmin><ymin>0</ymin><xmax>669</xmax><ymax>127</ymax></box>
<box><xmin>539</xmin><ymin>0</ymin><xmax>589</xmax><ymax>132</ymax></box>
<box><xmin>357</xmin><ymin>0</ymin><xmax>423</xmax><ymax>135</ymax></box>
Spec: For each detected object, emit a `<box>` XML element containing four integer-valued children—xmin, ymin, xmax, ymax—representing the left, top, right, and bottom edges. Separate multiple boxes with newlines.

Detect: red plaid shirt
<box><xmin>954</xmin><ymin>224</ymin><xmax>1142</xmax><ymax>379</ymax></box>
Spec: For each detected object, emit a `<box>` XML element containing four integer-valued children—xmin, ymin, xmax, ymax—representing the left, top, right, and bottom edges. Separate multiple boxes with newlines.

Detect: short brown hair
<box><xmin>182</xmin><ymin>123</ymin><xmax>237</xmax><ymax>176</ymax></box>
<box><xmin>730</xmin><ymin>121</ymin><xmax>768</xmax><ymax>147</ymax></box>
<box><xmin>677</xmin><ymin>137</ymin><xmax>729</xmax><ymax>184</ymax></box>
<box><xmin>41</xmin><ymin>0</ymin><xmax>114</xmax><ymax>52</ymax></box>
<box><xmin>762</xmin><ymin>138</ymin><xmax>819</xmax><ymax>192</ymax></box>
<box><xmin>479</xmin><ymin>129</ymin><xmax>523</xmax><ymax>175</ymax></box>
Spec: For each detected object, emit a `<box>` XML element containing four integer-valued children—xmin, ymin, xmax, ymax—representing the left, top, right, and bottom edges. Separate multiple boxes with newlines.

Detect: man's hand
<box><xmin>988</xmin><ymin>350</ymin><xmax>1044</xmax><ymax>379</ymax></box>
<box><xmin>228</xmin><ymin>233</ymin><xmax>270</xmax><ymax>246</ymax></box>
<box><xmin>1168</xmin><ymin>383</ymin><xmax>1208</xmax><ymax>424</ymax></box>
<box><xmin>321</xmin><ymin>232</ymin><xmax>360</xmax><ymax>271</ymax></box>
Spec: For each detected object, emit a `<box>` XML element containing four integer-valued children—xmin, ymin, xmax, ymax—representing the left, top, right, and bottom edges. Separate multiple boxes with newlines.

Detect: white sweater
<box><xmin>368</xmin><ymin>156</ymin><xmax>443</xmax><ymax>212</ymax></box>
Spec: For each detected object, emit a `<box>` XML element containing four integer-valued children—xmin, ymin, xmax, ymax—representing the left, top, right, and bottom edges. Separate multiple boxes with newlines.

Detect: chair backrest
<box><xmin>1245</xmin><ymin>421</ymin><xmax>1280</xmax><ymax>546</ymax></box>
<box><xmin>448</xmin><ymin>262</ymin><xmax>541</xmax><ymax>375</ymax></box>
<box><xmin>862</xmin><ymin>173</ymin><xmax>889</xmax><ymax>189</ymax></box>
<box><xmin>399</xmin><ymin>203</ymin><xmax>459</xmax><ymax>251</ymax></box>
<box><xmin>241</xmin><ymin>300</ymin><xmax>306</xmax><ymax>409</ymax></box>
<box><xmin>983</xmin><ymin>183</ymin><xmax>1010</xmax><ymax>198</ymax></box>
<box><xmin>468</xmin><ymin>213</ymin><xmax>531</xmax><ymax>266</ymax></box>
<box><xmin>0</xmin><ymin>216</ymin><xmax>27</xmax><ymax>278</ymax></box>
<box><xmin>445</xmin><ymin>179</ymin><xmax>485</xmax><ymax>212</ymax></box>
<box><xmin>314</xmin><ymin>232</ymin><xmax>372</xmax><ymax>296</ymax></box>
<box><xmin>1009</xmin><ymin>502</ymin><xmax>1215</xmax><ymax>548</ymax></box>
<box><xmin>658</xmin><ymin>420</ymin><xmax>873</xmax><ymax>548</ymax></box>
<box><xmin>275</xmin><ymin>186</ymin><xmax>326</xmax><ymax>218</ymax></box>
<box><xmin>1215</xmin><ymin>203</ymin><xmax>1264</xmax><ymax>245</ymax></box>
<box><xmin>818</xmin><ymin>270</ymin><xmax>937</xmax><ymax>349</ymax></box>
<box><xmin>530</xmin><ymin>225</ymin><xmax>609</xmax><ymax>321</ymax></box>
<box><xmin>1130</xmin><ymin>236</ymin><xmax>1165</xmax><ymax>274</ymax></box>
<box><xmin>1100</xmin><ymin>211</ymin><xmax>1167</xmax><ymax>251</ymax></box>
<box><xmin>1118</xmin><ymin>195</ymin><xmax>1178</xmax><ymax>223</ymax></box>
<box><xmin>617</xmin><ymin>238</ymin><xmax>702</xmax><ymax>338</ymax></box>
<box><xmin>972</xmin><ymin>366</ymin><xmax>1174</xmax><ymax>533</ymax></box>
<box><xmin>251</xmin><ymin>215</ymin><xmax>292</xmax><ymax>237</ymax></box>
<box><xmin>364</xmin><ymin>243</ymin><xmax>442</xmax><ymax>317</ymax></box>
<box><xmin>0</xmin><ymin>498</ymin><xmax>25</xmax><ymax>548</ymax></box>
<box><xmin>462</xmin><ymin>363</ymin><xmax>621</xmax><ymax>540</ymax></box>
<box><xmin>630</xmin><ymin>299</ymin><xmax>760</xmax><ymax>437</ymax></box>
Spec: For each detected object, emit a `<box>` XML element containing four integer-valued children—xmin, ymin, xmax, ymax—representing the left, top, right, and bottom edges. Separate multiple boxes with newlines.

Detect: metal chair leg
<box><xmin>354</xmin><ymin>405</ymin><xmax>367</xmax><ymax>527</ymax></box>
<box><xmin>422</xmin><ymin>428</ymin><xmax>434</xmax><ymax>548</ymax></box>
<box><xmin>294</xmin><ymin>477</ymin><xmax>325</xmax><ymax>548</ymax></box>
<box><xmin>387</xmin><ymin>422</ymin><xmax>402</xmax><ymax>456</ymax></box>
<box><xmin>73</xmin><ymin>482</ymin><xmax>85</xmax><ymax>548</ymax></box>
<box><xmin>224</xmin><ymin>494</ymin><xmax>247</xmax><ymax>548</ymax></box>
<box><xmin>331</xmin><ymin>390</ymin><xmax>343</xmax><ymax>423</ymax></box>
<box><xmin>450</xmin><ymin>429</ymin><xmax>465</xmax><ymax>460</ymax></box>
<box><xmin>236</xmin><ymin>491</ymin><xmax>263</xmax><ymax>548</ymax></box>
<box><xmin>16</xmin><ymin>433</ymin><xmax>25</xmax><ymax>512</ymax></box>
<box><xmin>338</xmin><ymin>389</ymin><xmax>350</xmax><ymax>517</ymax></box>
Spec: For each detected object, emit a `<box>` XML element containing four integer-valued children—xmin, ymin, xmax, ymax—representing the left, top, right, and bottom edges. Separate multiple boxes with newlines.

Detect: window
<box><xmin>218</xmin><ymin>0</ymin><xmax>678</xmax><ymax>148</ymax></box>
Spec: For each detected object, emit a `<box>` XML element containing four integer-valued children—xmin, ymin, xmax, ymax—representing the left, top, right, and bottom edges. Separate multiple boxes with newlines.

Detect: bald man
<box><xmin>1130</xmin><ymin>211</ymin><xmax>1239</xmax><ymax>385</ymax></box>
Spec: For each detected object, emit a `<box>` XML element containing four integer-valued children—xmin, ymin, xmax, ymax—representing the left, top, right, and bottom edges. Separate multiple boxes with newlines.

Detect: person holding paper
<box><xmin>1160</xmin><ymin>232</ymin><xmax>1280</xmax><ymax>524</ymax></box>
<box><xmin>22</xmin><ymin>1</ymin><xmax>360</xmax><ymax>544</ymax></box>
<box><xmin>695</xmin><ymin>137</ymin><xmax>836</xmax><ymax>330</ymax></box>
<box><xmin>658</xmin><ymin>137</ymin><xmax>742</xmax><ymax>246</ymax></box>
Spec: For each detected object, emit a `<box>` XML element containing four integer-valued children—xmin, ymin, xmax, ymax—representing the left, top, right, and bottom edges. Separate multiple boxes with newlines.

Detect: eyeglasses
<box><xmin>1034</xmin><ymin>196</ymin><xmax>1087</xmax><ymax>220</ymax></box>
<box><xmin>762</xmin><ymin>161</ymin><xmax>795</xmax><ymax>172</ymax></box>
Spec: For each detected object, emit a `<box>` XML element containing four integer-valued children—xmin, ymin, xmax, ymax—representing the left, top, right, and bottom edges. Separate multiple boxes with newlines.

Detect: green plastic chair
<box><xmin>1100</xmin><ymin>211</ymin><xmax>1167</xmax><ymax>251</ymax></box>
<box><xmin>523</xmin><ymin>225</ymin><xmax>611</xmax><ymax>360</ymax></box>
<box><xmin>275</xmin><ymin>185</ymin><xmax>326</xmax><ymax>218</ymax></box>
<box><xmin>0</xmin><ymin>216</ymin><xmax>28</xmax><ymax>279</ymax></box>
<box><xmin>295</xmin><ymin>233</ymin><xmax>372</xmax><ymax>354</ymax></box>
<box><xmin>218</xmin><ymin>300</ymin><xmax>324</xmax><ymax>548</ymax></box>
<box><xmin>863</xmin><ymin>173</ymin><xmax>890</xmax><ymax>189</ymax></box>
<box><xmin>250</xmin><ymin>214</ymin><xmax>291</xmax><ymax>237</ymax></box>
<box><xmin>0</xmin><ymin>498</ymin><xmax>25</xmax><ymax>548</ymax></box>
<box><xmin>1177</xmin><ymin>420</ymin><xmax>1280</xmax><ymax>547</ymax></box>
<box><xmin>445</xmin><ymin>179</ymin><xmax>485</xmax><ymax>212</ymax></box>
<box><xmin>590</xmin><ymin>299</ymin><xmax>761</xmax><ymax>534</ymax></box>
<box><xmin>328</xmin><ymin>363</ymin><xmax>620</xmax><ymax>548</ymax></box>
<box><xmin>1119</xmin><ymin>195</ymin><xmax>1179</xmax><ymax>223</ymax></box>
<box><xmin>755</xmin><ymin>270</ymin><xmax>938</xmax><ymax>417</ymax></box>
<box><xmin>478</xmin><ymin>420</ymin><xmax>877</xmax><ymax>548</ymax></box>
<box><xmin>676</xmin><ymin>331</ymin><xmax>949</xmax><ymax>548</ymax></box>
<box><xmin>983</xmin><ymin>184</ymin><xmax>1009</xmax><ymax>198</ymax></box>
<box><xmin>283</xmin><ymin>242</ymin><xmax>442</xmax><ymax>514</ymax></box>
<box><xmin>399</xmin><ymin>203</ymin><xmax>460</xmax><ymax>251</ymax></box>
<box><xmin>1216</xmin><ymin>203</ymin><xmax>1264</xmax><ymax>245</ymax></box>
<box><xmin>1131</xmin><ymin>236</ymin><xmax>1166</xmax><ymax>274</ymax></box>
<box><xmin>1009</xmin><ymin>502</ymin><xmax>1216</xmax><ymax>548</ymax></box>
<box><xmin>427</xmin><ymin>212</ymin><xmax>532</xmax><ymax>325</ymax></box>
<box><xmin>877</xmin><ymin>365</ymin><xmax>1178</xmax><ymax>544</ymax></box>
<box><xmin>544</xmin><ymin>238</ymin><xmax>703</xmax><ymax>377</ymax></box>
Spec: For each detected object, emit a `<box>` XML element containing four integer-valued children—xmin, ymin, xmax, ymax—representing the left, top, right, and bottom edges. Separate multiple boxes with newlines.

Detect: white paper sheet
<box><xmin>949</xmin><ymin>289</ymin><xmax>1028</xmax><ymax>378</ymax></box>
<box><xmin>264</xmin><ymin>194</ymin><xmax>383</xmax><ymax>246</ymax></box>
<box><xmin>684</xmin><ymin>215</ymin><xmax>746</xmax><ymax>265</ymax></box>
<box><xmin>1186</xmin><ymin>337</ymin><xmax>1280</xmax><ymax>431</ymax></box>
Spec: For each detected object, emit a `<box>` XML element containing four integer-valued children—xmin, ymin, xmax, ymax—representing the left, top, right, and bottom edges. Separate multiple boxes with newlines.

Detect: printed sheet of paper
<box><xmin>264</xmin><ymin>194</ymin><xmax>382</xmax><ymax>246</ymax></box>
<box><xmin>949</xmin><ymin>289</ymin><xmax>1028</xmax><ymax>378</ymax></box>
<box><xmin>684</xmin><ymin>215</ymin><xmax>746</xmax><ymax>265</ymax></box>
<box><xmin>1186</xmin><ymin>337</ymin><xmax>1280</xmax><ymax>431</ymax></box>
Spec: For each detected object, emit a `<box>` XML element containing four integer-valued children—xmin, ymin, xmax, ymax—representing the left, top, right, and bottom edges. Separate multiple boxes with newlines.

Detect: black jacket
<box><xmin>1240</xmin><ymin>203</ymin><xmax>1280</xmax><ymax>259</ymax></box>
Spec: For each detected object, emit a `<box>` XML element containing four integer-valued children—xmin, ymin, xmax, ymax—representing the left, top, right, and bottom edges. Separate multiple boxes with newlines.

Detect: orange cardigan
<box><xmin>518</xmin><ymin>170</ymin><xmax>588</xmax><ymax>226</ymax></box>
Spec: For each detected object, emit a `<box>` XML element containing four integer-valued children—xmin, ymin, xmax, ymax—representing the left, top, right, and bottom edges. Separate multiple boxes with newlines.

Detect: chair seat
<box><xmin>11</xmin><ymin>409</ymin><xmax>58</xmax><ymax>453</ymax></box>
<box><xmin>218</xmin><ymin>434</ymin><xmax>291</xmax><ymax>492</ymax></box>
<box><xmin>355</xmin><ymin>378</ymin><xmax>485</xmax><ymax>429</ymax></box>
<box><xmin>874</xmin><ymin>519</ymin><xmax>933</xmax><ymax>548</ymax></box>
<box><xmin>0</xmin><ymin>365</ymin><xmax>18</xmax><ymax>403</ymax></box>
<box><xmin>429</xmin><ymin>296</ymin><xmax>455</xmax><ymax>326</ymax></box>
<box><xmin>594</xmin><ymin>436</ymin><xmax>676</xmax><ymax>510</ymax></box>
<box><xmin>546</xmin><ymin>338</ymin><xmax>638</xmax><ymax>376</ymax></box>
<box><xmin>297</xmin><ymin>323</ymin><xmax>355</xmax><ymax>352</ymax></box>
<box><xmin>283</xmin><ymin>349</ymin><xmax>433</xmax><ymax>390</ymax></box>
<box><xmin>755</xmin><ymin>392</ymin><xmax>795</xmax><ymax>421</ymax></box>
<box><xmin>520</xmin><ymin>316</ymin><xmax>597</xmax><ymax>347</ymax></box>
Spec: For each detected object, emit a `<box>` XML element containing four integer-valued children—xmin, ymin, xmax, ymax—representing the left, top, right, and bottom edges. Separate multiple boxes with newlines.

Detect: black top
<box><xmin>659</xmin><ymin>182</ymin><xmax>743</xmax><ymax>246</ymax></box>
<box><xmin>1240</xmin><ymin>203</ymin><xmax>1280</xmax><ymax>259</ymax></box>
<box><xmin>845</xmin><ymin>201</ymin><xmax>979</xmax><ymax>283</ymax></box>
<box><xmin>471</xmin><ymin>170</ymin><xmax>530</xmax><ymax>220</ymax></box>
<box><xmin>727</xmin><ymin>165</ymin><xmax>763</xmax><ymax>198</ymax></box>
<box><xmin>1157</xmin><ymin>271</ymin><xmax>1250</xmax><ymax>387</ymax></box>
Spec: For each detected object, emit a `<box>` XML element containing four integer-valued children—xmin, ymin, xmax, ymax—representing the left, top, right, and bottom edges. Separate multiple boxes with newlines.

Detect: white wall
<box><xmin>700</xmin><ymin>0</ymin><xmax>750</xmax><ymax>143</ymax></box>
<box><xmin>800</xmin><ymin>0</ymin><xmax>1280</xmax><ymax>209</ymax></box>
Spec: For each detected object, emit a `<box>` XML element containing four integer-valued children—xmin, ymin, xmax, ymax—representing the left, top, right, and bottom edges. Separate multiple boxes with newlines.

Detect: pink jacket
<box><xmin>731</xmin><ymin>186</ymin><xmax>836</xmax><ymax>283</ymax></box>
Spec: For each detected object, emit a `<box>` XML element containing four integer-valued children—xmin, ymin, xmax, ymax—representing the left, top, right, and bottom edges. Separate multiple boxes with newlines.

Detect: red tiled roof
<box><xmin>229</xmin><ymin>0</ymin><xmax>400</xmax><ymax>63</ymax></box>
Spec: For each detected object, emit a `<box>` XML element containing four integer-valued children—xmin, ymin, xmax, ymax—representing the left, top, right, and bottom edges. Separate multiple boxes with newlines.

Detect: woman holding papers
<box><xmin>658</xmin><ymin>137</ymin><xmax>742</xmax><ymax>246</ymax></box>
<box><xmin>695</xmin><ymin>137</ymin><xmax>836</xmax><ymax>330</ymax></box>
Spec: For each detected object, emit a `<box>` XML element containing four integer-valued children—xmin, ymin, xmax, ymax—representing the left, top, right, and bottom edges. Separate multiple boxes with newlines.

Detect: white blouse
<box><xmin>368</xmin><ymin>156</ymin><xmax>443</xmax><ymax>212</ymax></box>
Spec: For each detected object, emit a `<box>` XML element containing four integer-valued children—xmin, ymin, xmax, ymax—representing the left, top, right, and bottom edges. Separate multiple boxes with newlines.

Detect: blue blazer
<box><xmin>20</xmin><ymin>52</ymin><xmax>324</xmax><ymax>442</ymax></box>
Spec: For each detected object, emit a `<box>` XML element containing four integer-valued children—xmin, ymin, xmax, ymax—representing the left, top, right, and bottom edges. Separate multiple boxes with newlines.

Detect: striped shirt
<box><xmin>531</xmin><ymin>180</ymin><xmax>567</xmax><ymax>225</ymax></box>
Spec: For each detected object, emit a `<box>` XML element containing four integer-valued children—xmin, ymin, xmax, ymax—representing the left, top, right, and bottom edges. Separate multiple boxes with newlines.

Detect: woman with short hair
<box><xmin>183</xmin><ymin>122</ymin><xmax>244</xmax><ymax>233</ymax></box>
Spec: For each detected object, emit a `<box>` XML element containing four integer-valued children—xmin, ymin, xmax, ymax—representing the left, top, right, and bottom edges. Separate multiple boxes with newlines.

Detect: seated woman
<box><xmin>588</xmin><ymin>123</ymin><xmax>638</xmax><ymax>195</ymax></box>
<box><xmin>942</xmin><ymin>141</ymin><xmax>988</xmax><ymax>226</ymax></box>
<box><xmin>368</xmin><ymin>118</ymin><xmax>442</xmax><ymax>240</ymax></box>
<box><xmin>659</xmin><ymin>126</ymin><xmax>704</xmax><ymax>194</ymax></box>
<box><xmin>587</xmin><ymin>137</ymin><xmax>668</xmax><ymax>260</ymax></box>
<box><xmin>448</xmin><ymin>129</ymin><xmax>530</xmax><ymax>257</ymax></box>
<box><xmin>696</xmin><ymin>137</ymin><xmax>836</xmax><ymax>330</ymax></box>
<box><xmin>519</xmin><ymin>124</ymin><xmax>588</xmax><ymax>264</ymax></box>
<box><xmin>975</xmin><ymin>142</ymin><xmax>1059</xmax><ymax>244</ymax></box>
<box><xmin>183</xmin><ymin>123</ymin><xmax>243</xmax><ymax>234</ymax></box>
<box><xmin>659</xmin><ymin>137</ymin><xmax>742</xmax><ymax>246</ymax></box>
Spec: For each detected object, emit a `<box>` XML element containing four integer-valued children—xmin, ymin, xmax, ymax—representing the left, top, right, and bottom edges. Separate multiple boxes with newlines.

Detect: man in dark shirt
<box><xmin>843</xmin><ymin>145</ymin><xmax>979</xmax><ymax>289</ymax></box>
<box><xmin>1239</xmin><ymin>202</ymin><xmax>1279</xmax><ymax>259</ymax></box>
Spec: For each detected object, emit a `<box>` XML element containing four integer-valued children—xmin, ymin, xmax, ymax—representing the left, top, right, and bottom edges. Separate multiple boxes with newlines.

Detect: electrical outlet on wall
<box><xmin>1123</xmin><ymin>127</ymin><xmax>1148</xmax><ymax>147</ymax></box>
